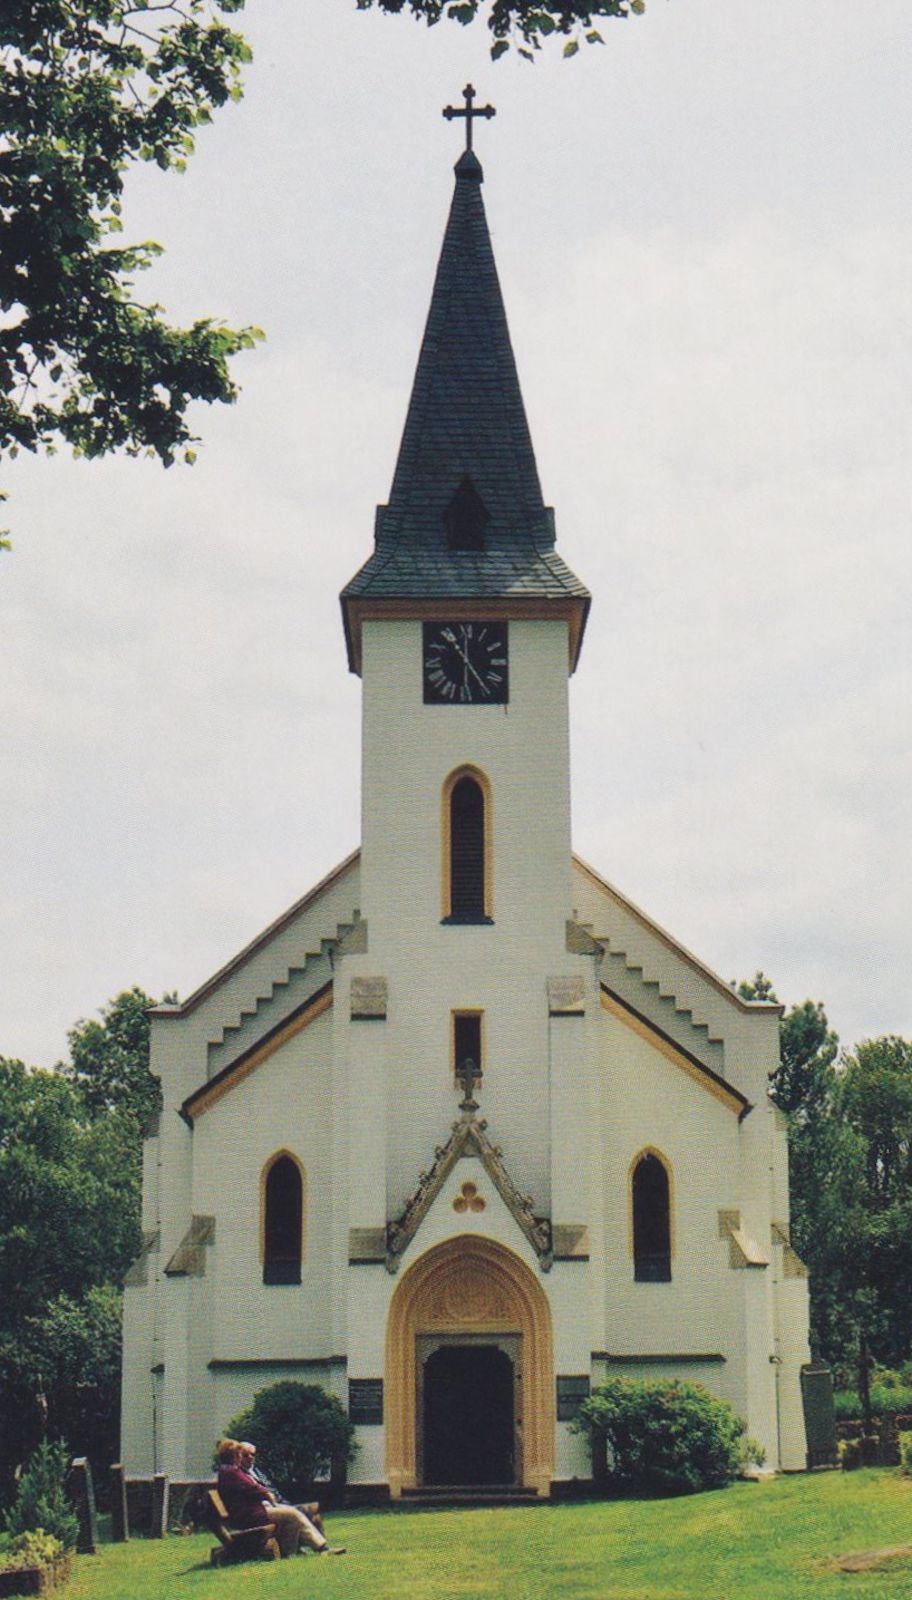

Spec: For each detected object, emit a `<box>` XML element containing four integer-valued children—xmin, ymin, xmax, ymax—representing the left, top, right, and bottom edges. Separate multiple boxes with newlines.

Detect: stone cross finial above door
<box><xmin>442</xmin><ymin>84</ymin><xmax>496</xmax><ymax>153</ymax></box>
<box><xmin>457</xmin><ymin>1055</ymin><xmax>481</xmax><ymax>1112</ymax></box>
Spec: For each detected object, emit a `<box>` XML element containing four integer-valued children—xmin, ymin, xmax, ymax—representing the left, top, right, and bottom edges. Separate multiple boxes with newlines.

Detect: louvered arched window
<box><xmin>632</xmin><ymin>1151</ymin><xmax>672</xmax><ymax>1282</ymax></box>
<box><xmin>262</xmin><ymin>1152</ymin><xmax>305</xmax><ymax>1284</ymax></box>
<box><xmin>443</xmin><ymin>767</ymin><xmax>492</xmax><ymax>923</ymax></box>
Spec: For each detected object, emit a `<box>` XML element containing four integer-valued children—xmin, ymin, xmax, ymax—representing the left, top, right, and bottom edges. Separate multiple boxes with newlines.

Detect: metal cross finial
<box><xmin>457</xmin><ymin>1055</ymin><xmax>482</xmax><ymax>1112</ymax></box>
<box><xmin>443</xmin><ymin>84</ymin><xmax>496</xmax><ymax>153</ymax></box>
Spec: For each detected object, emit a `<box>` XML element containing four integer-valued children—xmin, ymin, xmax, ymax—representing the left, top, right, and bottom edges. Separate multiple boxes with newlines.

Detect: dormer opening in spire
<box><xmin>444</xmin><ymin>475</ymin><xmax>488</xmax><ymax>552</ymax></box>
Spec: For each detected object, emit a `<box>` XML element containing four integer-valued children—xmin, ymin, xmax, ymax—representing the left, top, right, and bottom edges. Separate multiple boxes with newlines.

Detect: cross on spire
<box><xmin>442</xmin><ymin>84</ymin><xmax>496</xmax><ymax>153</ymax></box>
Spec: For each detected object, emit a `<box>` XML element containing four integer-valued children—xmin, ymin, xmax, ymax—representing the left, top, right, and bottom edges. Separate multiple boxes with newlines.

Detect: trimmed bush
<box><xmin>574</xmin><ymin>1378</ymin><xmax>755</xmax><ymax>1495</ymax></box>
<box><xmin>1</xmin><ymin>1445</ymin><xmax>77</xmax><ymax>1551</ymax></box>
<box><xmin>226</xmin><ymin>1382</ymin><xmax>357</xmax><ymax>1498</ymax></box>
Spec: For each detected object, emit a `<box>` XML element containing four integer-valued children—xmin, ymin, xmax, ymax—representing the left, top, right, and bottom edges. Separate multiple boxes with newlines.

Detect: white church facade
<box><xmin>121</xmin><ymin>121</ymin><xmax>810</xmax><ymax>1495</ymax></box>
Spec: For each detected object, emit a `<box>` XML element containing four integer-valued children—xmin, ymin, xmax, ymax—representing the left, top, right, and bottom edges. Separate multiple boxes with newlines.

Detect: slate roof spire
<box><xmin>341</xmin><ymin>134</ymin><xmax>590</xmax><ymax>671</ymax></box>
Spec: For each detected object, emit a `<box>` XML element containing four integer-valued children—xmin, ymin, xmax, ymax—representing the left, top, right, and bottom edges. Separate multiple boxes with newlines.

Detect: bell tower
<box><xmin>339</xmin><ymin>92</ymin><xmax>591</xmax><ymax>1218</ymax></box>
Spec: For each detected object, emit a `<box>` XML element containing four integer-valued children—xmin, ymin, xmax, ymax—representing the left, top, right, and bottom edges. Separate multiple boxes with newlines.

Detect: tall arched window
<box><xmin>443</xmin><ymin>768</ymin><xmax>492</xmax><ymax>923</ymax></box>
<box><xmin>262</xmin><ymin>1152</ymin><xmax>304</xmax><ymax>1284</ymax></box>
<box><xmin>632</xmin><ymin>1151</ymin><xmax>671</xmax><ymax>1282</ymax></box>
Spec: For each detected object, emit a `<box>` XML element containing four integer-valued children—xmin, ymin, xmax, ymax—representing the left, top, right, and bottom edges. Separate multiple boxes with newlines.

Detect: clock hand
<box><xmin>465</xmin><ymin>656</ymin><xmax>488</xmax><ymax>692</ymax></box>
<box><xmin>450</xmin><ymin>634</ymin><xmax>489</xmax><ymax>693</ymax></box>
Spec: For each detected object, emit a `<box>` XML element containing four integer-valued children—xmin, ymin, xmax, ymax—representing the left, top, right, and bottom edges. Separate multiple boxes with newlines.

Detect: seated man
<box><xmin>236</xmin><ymin>1440</ymin><xmax>344</xmax><ymax>1556</ymax></box>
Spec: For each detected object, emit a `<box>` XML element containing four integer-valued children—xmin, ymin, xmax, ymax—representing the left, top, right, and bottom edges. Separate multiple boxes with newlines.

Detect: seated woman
<box><xmin>215</xmin><ymin>1438</ymin><xmax>343</xmax><ymax>1558</ymax></box>
<box><xmin>216</xmin><ymin>1439</ymin><xmax>271</xmax><ymax>1531</ymax></box>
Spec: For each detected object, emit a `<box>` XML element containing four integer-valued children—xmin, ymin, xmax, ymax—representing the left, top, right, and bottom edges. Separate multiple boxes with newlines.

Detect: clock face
<box><xmin>423</xmin><ymin>621</ymin><xmax>509</xmax><ymax>705</ymax></box>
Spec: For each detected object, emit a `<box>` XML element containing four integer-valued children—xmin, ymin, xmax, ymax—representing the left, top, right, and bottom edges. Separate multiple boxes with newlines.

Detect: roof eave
<box><xmin>341</xmin><ymin>591</ymin><xmax>590</xmax><ymax>677</ymax></box>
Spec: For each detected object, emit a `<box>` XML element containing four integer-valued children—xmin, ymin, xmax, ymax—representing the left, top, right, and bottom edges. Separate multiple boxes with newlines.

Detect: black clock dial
<box><xmin>423</xmin><ymin>621</ymin><xmax>509</xmax><ymax>705</ymax></box>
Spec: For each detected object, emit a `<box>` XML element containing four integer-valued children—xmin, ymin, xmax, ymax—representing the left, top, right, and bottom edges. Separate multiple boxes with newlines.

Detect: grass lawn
<box><xmin>67</xmin><ymin>1470</ymin><xmax>912</xmax><ymax>1600</ymax></box>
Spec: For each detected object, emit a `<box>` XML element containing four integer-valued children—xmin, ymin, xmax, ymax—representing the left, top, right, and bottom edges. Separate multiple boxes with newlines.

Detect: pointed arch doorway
<box><xmin>385</xmin><ymin>1236</ymin><xmax>554</xmax><ymax>1496</ymax></box>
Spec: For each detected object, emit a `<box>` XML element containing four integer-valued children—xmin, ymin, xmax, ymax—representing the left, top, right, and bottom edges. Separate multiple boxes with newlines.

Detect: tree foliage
<box><xmin>226</xmin><ymin>1382</ymin><xmax>357</xmax><ymax>1496</ymax></box>
<box><xmin>355</xmin><ymin>1</ymin><xmax>643</xmax><ymax>61</ymax></box>
<box><xmin>62</xmin><ymin>985</ymin><xmax>161</xmax><ymax>1128</ymax></box>
<box><xmin>735</xmin><ymin>972</ymin><xmax>838</xmax><ymax>1118</ymax></box>
<box><xmin>841</xmin><ymin>1037</ymin><xmax>912</xmax><ymax>1207</ymax></box>
<box><xmin>736</xmin><ymin>974</ymin><xmax>912</xmax><ymax>1372</ymax></box>
<box><xmin>1</xmin><ymin>1441</ymin><xmax>78</xmax><ymax>1550</ymax></box>
<box><xmin>0</xmin><ymin>1058</ymin><xmax>141</xmax><ymax>1326</ymax></box>
<box><xmin>23</xmin><ymin>1286</ymin><xmax>124</xmax><ymax>1478</ymax></box>
<box><xmin>0</xmin><ymin>0</ymin><xmax>261</xmax><ymax>506</ymax></box>
<box><xmin>0</xmin><ymin>991</ymin><xmax>158</xmax><ymax>1499</ymax></box>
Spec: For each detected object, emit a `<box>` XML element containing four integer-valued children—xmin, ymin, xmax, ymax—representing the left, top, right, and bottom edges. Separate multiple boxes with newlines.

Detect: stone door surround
<box><xmin>384</xmin><ymin>1235</ymin><xmax>554</xmax><ymax>1496</ymax></box>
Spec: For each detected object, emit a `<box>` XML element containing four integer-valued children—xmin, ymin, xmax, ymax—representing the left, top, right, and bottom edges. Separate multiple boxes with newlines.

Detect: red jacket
<box><xmin>217</xmin><ymin>1464</ymin><xmax>271</xmax><ymax>1527</ymax></box>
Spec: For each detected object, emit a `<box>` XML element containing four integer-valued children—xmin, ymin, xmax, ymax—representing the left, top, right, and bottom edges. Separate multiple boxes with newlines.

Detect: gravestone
<box><xmin>67</xmin><ymin>1458</ymin><xmax>99</xmax><ymax>1554</ymax></box>
<box><xmin>109</xmin><ymin>1464</ymin><xmax>130</xmax><ymax>1542</ymax></box>
<box><xmin>800</xmin><ymin>1361</ymin><xmax>838</xmax><ymax>1468</ymax></box>
<box><xmin>149</xmin><ymin>1472</ymin><xmax>170</xmax><ymax>1538</ymax></box>
<box><xmin>879</xmin><ymin>1410</ymin><xmax>901</xmax><ymax>1467</ymax></box>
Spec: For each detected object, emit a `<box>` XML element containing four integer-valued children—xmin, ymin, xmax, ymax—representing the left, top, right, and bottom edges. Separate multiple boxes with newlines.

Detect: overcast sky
<box><xmin>2</xmin><ymin>0</ymin><xmax>910</xmax><ymax>1068</ymax></box>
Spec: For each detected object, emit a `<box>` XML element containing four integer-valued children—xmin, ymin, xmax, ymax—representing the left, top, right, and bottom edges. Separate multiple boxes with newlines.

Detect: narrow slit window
<box><xmin>632</xmin><ymin>1152</ymin><xmax>671</xmax><ymax>1282</ymax></box>
<box><xmin>263</xmin><ymin>1154</ymin><xmax>303</xmax><ymax>1285</ymax></box>
<box><xmin>444</xmin><ymin>475</ymin><xmax>488</xmax><ymax>551</ymax></box>
<box><xmin>453</xmin><ymin>1011</ymin><xmax>483</xmax><ymax>1083</ymax></box>
<box><xmin>449</xmin><ymin>774</ymin><xmax>486</xmax><ymax>921</ymax></box>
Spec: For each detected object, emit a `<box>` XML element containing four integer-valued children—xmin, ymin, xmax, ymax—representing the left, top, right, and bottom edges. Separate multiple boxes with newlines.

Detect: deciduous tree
<box><xmin>0</xmin><ymin>1057</ymin><xmax>143</xmax><ymax>1495</ymax></box>
<box><xmin>62</xmin><ymin>985</ymin><xmax>161</xmax><ymax>1128</ymax></box>
<box><xmin>1</xmin><ymin>0</ymin><xmax>261</xmax><ymax>540</ymax></box>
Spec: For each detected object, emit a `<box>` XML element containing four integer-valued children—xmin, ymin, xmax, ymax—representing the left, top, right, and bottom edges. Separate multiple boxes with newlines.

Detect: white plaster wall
<box><xmin>597</xmin><ymin>1009</ymin><xmax>770</xmax><ymax>1447</ymax></box>
<box><xmin>598</xmin><ymin>1010</ymin><xmax>743</xmax><ymax>1353</ymax></box>
<box><xmin>358</xmin><ymin>617</ymin><xmax>575</xmax><ymax>1220</ymax></box>
<box><xmin>191</xmin><ymin>1009</ymin><xmax>336</xmax><ymax>1360</ymax></box>
<box><xmin>555</xmin><ymin>1421</ymin><xmax>590</xmax><ymax>1481</ymax></box>
<box><xmin>185</xmin><ymin>1268</ymin><xmax>218</xmax><ymax>1478</ymax></box>
<box><xmin>120</xmin><ymin>1277</ymin><xmax>157</xmax><ymax>1474</ymax></box>
<box><xmin>775</xmin><ymin>1270</ymin><xmax>812</xmax><ymax>1469</ymax></box>
<box><xmin>161</xmin><ymin>1276</ymin><xmax>191</xmax><ymax>1477</ymax></box>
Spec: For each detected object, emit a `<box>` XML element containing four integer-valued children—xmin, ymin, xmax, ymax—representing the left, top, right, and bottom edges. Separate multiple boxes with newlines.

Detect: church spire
<box><xmin>383</xmin><ymin>135</ymin><xmax>553</xmax><ymax>553</ymax></box>
<box><xmin>341</xmin><ymin>106</ymin><xmax>589</xmax><ymax>672</ymax></box>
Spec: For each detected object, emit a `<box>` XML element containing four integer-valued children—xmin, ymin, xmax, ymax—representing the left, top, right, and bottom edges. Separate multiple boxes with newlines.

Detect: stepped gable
<box><xmin>599</xmin><ymin>945</ymin><xmax>726</xmax><ymax>1076</ymax></box>
<box><xmin>341</xmin><ymin>149</ymin><xmax>589</xmax><ymax>668</ymax></box>
<box><xmin>149</xmin><ymin>850</ymin><xmax>360</xmax><ymax>1056</ymax></box>
<box><xmin>571</xmin><ymin>853</ymin><xmax>783</xmax><ymax>1032</ymax></box>
<box><xmin>203</xmin><ymin>911</ymin><xmax>361</xmax><ymax>1078</ymax></box>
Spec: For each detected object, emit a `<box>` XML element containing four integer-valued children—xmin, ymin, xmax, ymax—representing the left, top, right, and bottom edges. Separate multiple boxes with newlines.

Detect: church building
<box><xmin>121</xmin><ymin>98</ymin><xmax>810</xmax><ymax>1495</ymax></box>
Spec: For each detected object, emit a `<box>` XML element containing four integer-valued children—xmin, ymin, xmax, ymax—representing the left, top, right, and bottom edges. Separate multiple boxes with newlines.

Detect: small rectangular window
<box><xmin>556</xmin><ymin>1376</ymin><xmax>591</xmax><ymax>1422</ymax></box>
<box><xmin>453</xmin><ymin>1011</ymin><xmax>483</xmax><ymax>1083</ymax></box>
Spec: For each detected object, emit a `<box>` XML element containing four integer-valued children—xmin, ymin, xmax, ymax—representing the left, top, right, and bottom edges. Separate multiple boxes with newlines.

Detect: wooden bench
<box><xmin>205</xmin><ymin>1489</ymin><xmax>279</xmax><ymax>1566</ymax></box>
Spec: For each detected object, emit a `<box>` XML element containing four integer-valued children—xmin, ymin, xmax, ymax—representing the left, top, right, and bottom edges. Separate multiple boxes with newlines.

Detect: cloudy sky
<box><xmin>2</xmin><ymin>0</ymin><xmax>910</xmax><ymax>1068</ymax></box>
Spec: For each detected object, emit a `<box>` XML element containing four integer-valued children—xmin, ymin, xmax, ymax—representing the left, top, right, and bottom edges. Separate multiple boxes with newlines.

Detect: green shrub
<box><xmin>226</xmin><ymin>1382</ymin><xmax>357</xmax><ymax>1498</ymax></box>
<box><xmin>0</xmin><ymin>1530</ymin><xmax>66</xmax><ymax>1574</ymax></box>
<box><xmin>900</xmin><ymin>1432</ymin><xmax>912</xmax><ymax>1475</ymax></box>
<box><xmin>574</xmin><ymin>1378</ymin><xmax>750</xmax><ymax>1495</ymax></box>
<box><xmin>833</xmin><ymin>1384</ymin><xmax>912</xmax><ymax>1420</ymax></box>
<box><xmin>1</xmin><ymin>1442</ymin><xmax>78</xmax><ymax>1550</ymax></box>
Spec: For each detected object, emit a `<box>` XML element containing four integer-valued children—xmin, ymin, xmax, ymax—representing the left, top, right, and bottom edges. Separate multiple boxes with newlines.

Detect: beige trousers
<box><xmin>266</xmin><ymin>1504</ymin><xmax>327</xmax><ymax>1557</ymax></box>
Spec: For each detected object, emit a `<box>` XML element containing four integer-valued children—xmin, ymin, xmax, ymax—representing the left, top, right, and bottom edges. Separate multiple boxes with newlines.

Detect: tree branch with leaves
<box><xmin>355</xmin><ymin>1</ymin><xmax>644</xmax><ymax>62</ymax></box>
<box><xmin>0</xmin><ymin>0</ymin><xmax>262</xmax><ymax>539</ymax></box>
